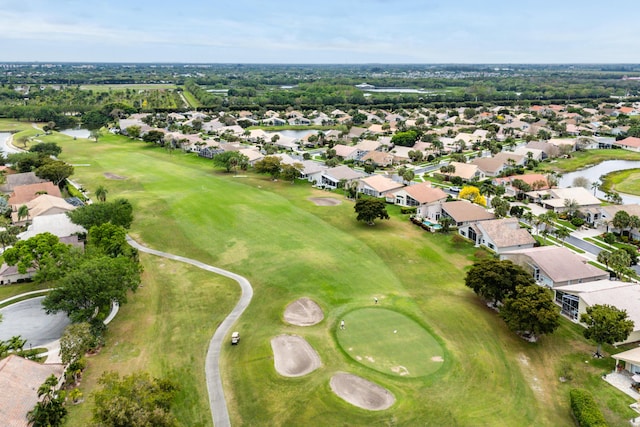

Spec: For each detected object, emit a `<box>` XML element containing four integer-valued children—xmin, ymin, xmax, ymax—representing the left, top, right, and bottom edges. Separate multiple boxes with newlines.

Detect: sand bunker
<box><xmin>308</xmin><ymin>197</ymin><xmax>341</xmax><ymax>206</ymax></box>
<box><xmin>283</xmin><ymin>297</ymin><xmax>324</xmax><ymax>326</ymax></box>
<box><xmin>104</xmin><ymin>172</ymin><xmax>127</xmax><ymax>180</ymax></box>
<box><xmin>271</xmin><ymin>335</ymin><xmax>321</xmax><ymax>377</ymax></box>
<box><xmin>330</xmin><ymin>372</ymin><xmax>395</xmax><ymax>411</ymax></box>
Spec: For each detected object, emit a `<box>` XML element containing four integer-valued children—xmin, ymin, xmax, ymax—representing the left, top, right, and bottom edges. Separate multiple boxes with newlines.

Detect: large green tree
<box><xmin>87</xmin><ymin>223</ymin><xmax>137</xmax><ymax>259</ymax></box>
<box><xmin>464</xmin><ymin>258</ymin><xmax>535</xmax><ymax>305</ymax></box>
<box><xmin>3</xmin><ymin>232</ymin><xmax>75</xmax><ymax>282</ymax></box>
<box><xmin>212</xmin><ymin>151</ymin><xmax>249</xmax><ymax>173</ymax></box>
<box><xmin>43</xmin><ymin>256</ymin><xmax>142</xmax><ymax>323</ymax></box>
<box><xmin>580</xmin><ymin>304</ymin><xmax>634</xmax><ymax>357</ymax></box>
<box><xmin>67</xmin><ymin>198</ymin><xmax>134</xmax><ymax>230</ymax></box>
<box><xmin>254</xmin><ymin>155</ymin><xmax>282</xmax><ymax>180</ymax></box>
<box><xmin>92</xmin><ymin>371</ymin><xmax>178</xmax><ymax>427</ymax></box>
<box><xmin>354</xmin><ymin>198</ymin><xmax>390</xmax><ymax>226</ymax></box>
<box><xmin>500</xmin><ymin>284</ymin><xmax>560</xmax><ymax>341</ymax></box>
<box><xmin>35</xmin><ymin>159</ymin><xmax>74</xmax><ymax>186</ymax></box>
<box><xmin>29</xmin><ymin>142</ymin><xmax>62</xmax><ymax>157</ymax></box>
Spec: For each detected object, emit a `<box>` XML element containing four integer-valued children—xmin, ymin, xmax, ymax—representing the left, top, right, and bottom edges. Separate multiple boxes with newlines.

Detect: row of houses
<box><xmin>0</xmin><ymin>172</ymin><xmax>85</xmax><ymax>285</ymax></box>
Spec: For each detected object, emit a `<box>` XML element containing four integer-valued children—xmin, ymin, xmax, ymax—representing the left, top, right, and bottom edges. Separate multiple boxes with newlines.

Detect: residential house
<box><xmin>333</xmin><ymin>144</ymin><xmax>361</xmax><ymax>161</ymax></box>
<box><xmin>0</xmin><ymin>264</ymin><xmax>35</xmax><ymax>285</ymax></box>
<box><xmin>613</xmin><ymin>347</ymin><xmax>640</xmax><ymax>375</ymax></box>
<box><xmin>525</xmin><ymin>187</ymin><xmax>601</xmax><ymax>213</ymax></box>
<box><xmin>500</xmin><ymin>246</ymin><xmax>609</xmax><ymax>289</ymax></box>
<box><xmin>357</xmin><ymin>175</ymin><xmax>404</xmax><ymax>198</ymax></box>
<box><xmin>511</xmin><ymin>146</ymin><xmax>544</xmax><ymax>161</ymax></box>
<box><xmin>389</xmin><ymin>146</ymin><xmax>413</xmax><ymax>163</ymax></box>
<box><xmin>17</xmin><ymin>213</ymin><xmax>86</xmax><ymax>240</ymax></box>
<box><xmin>9</xmin><ymin>182</ymin><xmax>61</xmax><ymax>207</ymax></box>
<box><xmin>0</xmin><ymin>172</ymin><xmax>46</xmax><ymax>194</ymax></box>
<box><xmin>238</xmin><ymin>148</ymin><xmax>264</xmax><ymax>166</ymax></box>
<box><xmin>11</xmin><ymin>194</ymin><xmax>77</xmax><ymax>225</ymax></box>
<box><xmin>525</xmin><ymin>140</ymin><xmax>560</xmax><ymax>159</ymax></box>
<box><xmin>360</xmin><ymin>151</ymin><xmax>394</xmax><ymax>168</ymax></box>
<box><xmin>298</xmin><ymin>161</ymin><xmax>328</xmax><ymax>182</ymax></box>
<box><xmin>599</xmin><ymin>204</ymin><xmax>640</xmax><ymax>238</ymax></box>
<box><xmin>440</xmin><ymin>200</ymin><xmax>495</xmax><ymax>231</ymax></box>
<box><xmin>0</xmin><ymin>355</ymin><xmax>65</xmax><ymax>426</ymax></box>
<box><xmin>554</xmin><ymin>280</ymin><xmax>640</xmax><ymax>344</ymax></box>
<box><xmin>439</xmin><ymin>162</ymin><xmax>485</xmax><ymax>182</ymax></box>
<box><xmin>464</xmin><ymin>218</ymin><xmax>535</xmax><ymax>254</ymax></box>
<box><xmin>317</xmin><ymin>166</ymin><xmax>366</xmax><ymax>189</ymax></box>
<box><xmin>388</xmin><ymin>182</ymin><xmax>448</xmax><ymax>220</ymax></box>
<box><xmin>493</xmin><ymin>173</ymin><xmax>550</xmax><ymax>197</ymax></box>
<box><xmin>612</xmin><ymin>136</ymin><xmax>640</xmax><ymax>152</ymax></box>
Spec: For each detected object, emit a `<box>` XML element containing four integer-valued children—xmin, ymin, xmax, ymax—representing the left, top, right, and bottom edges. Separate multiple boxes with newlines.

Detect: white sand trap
<box><xmin>330</xmin><ymin>372</ymin><xmax>395</xmax><ymax>411</ymax></box>
<box><xmin>271</xmin><ymin>335</ymin><xmax>321</xmax><ymax>377</ymax></box>
<box><xmin>308</xmin><ymin>197</ymin><xmax>341</xmax><ymax>206</ymax></box>
<box><xmin>283</xmin><ymin>297</ymin><xmax>324</xmax><ymax>326</ymax></box>
<box><xmin>431</xmin><ymin>356</ymin><xmax>444</xmax><ymax>362</ymax></box>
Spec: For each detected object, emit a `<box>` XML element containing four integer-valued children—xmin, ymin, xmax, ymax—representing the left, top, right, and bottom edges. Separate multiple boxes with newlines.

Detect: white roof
<box><xmin>18</xmin><ymin>213</ymin><xmax>87</xmax><ymax>240</ymax></box>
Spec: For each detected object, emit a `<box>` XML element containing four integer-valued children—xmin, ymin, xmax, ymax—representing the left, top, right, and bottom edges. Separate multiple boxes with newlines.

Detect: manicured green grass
<box><xmin>585</xmin><ymin>237</ymin><xmax>617</xmax><ymax>251</ymax></box>
<box><xmin>601</xmin><ymin>168</ymin><xmax>640</xmax><ymax>196</ymax></box>
<box><xmin>0</xmin><ymin>119</ymin><xmax>36</xmax><ymax>133</ymax></box>
<box><xmin>538</xmin><ymin>149</ymin><xmax>640</xmax><ymax>173</ymax></box>
<box><xmin>27</xmin><ymin>128</ymin><xmax>633</xmax><ymax>427</ymax></box>
<box><xmin>336</xmin><ymin>308</ymin><xmax>444</xmax><ymax>377</ymax></box>
<box><xmin>0</xmin><ymin>282</ymin><xmax>49</xmax><ymax>303</ymax></box>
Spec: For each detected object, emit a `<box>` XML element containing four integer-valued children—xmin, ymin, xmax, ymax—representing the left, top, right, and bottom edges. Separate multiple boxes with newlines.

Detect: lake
<box><xmin>60</xmin><ymin>128</ymin><xmax>91</xmax><ymax>139</ymax></box>
<box><xmin>266</xmin><ymin>129</ymin><xmax>316</xmax><ymax>139</ymax></box>
<box><xmin>558</xmin><ymin>160</ymin><xmax>640</xmax><ymax>204</ymax></box>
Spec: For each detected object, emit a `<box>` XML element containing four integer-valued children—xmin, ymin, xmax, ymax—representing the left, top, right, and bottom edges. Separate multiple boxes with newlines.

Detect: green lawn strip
<box><xmin>584</xmin><ymin>237</ymin><xmax>616</xmax><ymax>251</ymax></box>
<box><xmin>0</xmin><ymin>119</ymin><xmax>37</xmax><ymax>133</ymax></box>
<box><xmin>601</xmin><ymin>168</ymin><xmax>640</xmax><ymax>196</ymax></box>
<box><xmin>545</xmin><ymin>235</ymin><xmax>585</xmax><ymax>253</ymax></box>
<box><xmin>53</xmin><ymin>134</ymin><xmax>633</xmax><ymax>426</ymax></box>
<box><xmin>555</xmin><ymin>219</ymin><xmax>577</xmax><ymax>231</ymax></box>
<box><xmin>537</xmin><ymin>149</ymin><xmax>640</xmax><ymax>173</ymax></box>
<box><xmin>0</xmin><ymin>282</ymin><xmax>49</xmax><ymax>303</ymax></box>
<box><xmin>180</xmin><ymin>89</ymin><xmax>201</xmax><ymax>108</ymax></box>
<box><xmin>588</xmin><ymin>261</ymin><xmax>608</xmax><ymax>271</ymax></box>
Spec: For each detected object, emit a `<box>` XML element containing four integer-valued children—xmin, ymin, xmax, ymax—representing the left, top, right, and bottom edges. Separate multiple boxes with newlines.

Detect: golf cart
<box><xmin>231</xmin><ymin>331</ymin><xmax>240</xmax><ymax>345</ymax></box>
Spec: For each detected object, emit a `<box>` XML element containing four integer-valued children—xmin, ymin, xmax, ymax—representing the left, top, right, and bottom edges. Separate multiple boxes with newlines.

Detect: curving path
<box><xmin>127</xmin><ymin>236</ymin><xmax>253</xmax><ymax>427</ymax></box>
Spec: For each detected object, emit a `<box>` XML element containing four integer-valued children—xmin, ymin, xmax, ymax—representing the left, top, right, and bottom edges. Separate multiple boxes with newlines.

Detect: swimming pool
<box><xmin>422</xmin><ymin>219</ymin><xmax>442</xmax><ymax>230</ymax></box>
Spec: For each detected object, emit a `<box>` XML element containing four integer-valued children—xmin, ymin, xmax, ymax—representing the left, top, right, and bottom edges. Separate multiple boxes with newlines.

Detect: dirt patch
<box><xmin>271</xmin><ymin>335</ymin><xmax>321</xmax><ymax>377</ymax></box>
<box><xmin>330</xmin><ymin>372</ymin><xmax>395</xmax><ymax>411</ymax></box>
<box><xmin>308</xmin><ymin>197</ymin><xmax>341</xmax><ymax>206</ymax></box>
<box><xmin>431</xmin><ymin>356</ymin><xmax>444</xmax><ymax>362</ymax></box>
<box><xmin>104</xmin><ymin>172</ymin><xmax>127</xmax><ymax>180</ymax></box>
<box><xmin>283</xmin><ymin>297</ymin><xmax>324</xmax><ymax>326</ymax></box>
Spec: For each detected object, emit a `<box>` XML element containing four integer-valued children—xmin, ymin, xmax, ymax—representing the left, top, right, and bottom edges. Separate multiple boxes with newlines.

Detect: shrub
<box><xmin>400</xmin><ymin>207</ymin><xmax>417</xmax><ymax>215</ymax></box>
<box><xmin>571</xmin><ymin>217</ymin><xmax>585</xmax><ymax>227</ymax></box>
<box><xmin>603</xmin><ymin>233</ymin><xmax>616</xmax><ymax>244</ymax></box>
<box><xmin>569</xmin><ymin>388</ymin><xmax>607</xmax><ymax>427</ymax></box>
<box><xmin>451</xmin><ymin>234</ymin><xmax>467</xmax><ymax>246</ymax></box>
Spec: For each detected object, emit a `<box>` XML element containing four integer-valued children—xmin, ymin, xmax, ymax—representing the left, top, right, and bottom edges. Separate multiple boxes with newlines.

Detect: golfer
<box><xmin>340</xmin><ymin>319</ymin><xmax>345</xmax><ymax>330</ymax></box>
<box><xmin>374</xmin><ymin>297</ymin><xmax>378</xmax><ymax>304</ymax></box>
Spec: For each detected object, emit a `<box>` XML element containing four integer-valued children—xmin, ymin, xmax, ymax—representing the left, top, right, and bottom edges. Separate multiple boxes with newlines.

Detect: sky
<box><xmin>1</xmin><ymin>0</ymin><xmax>639</xmax><ymax>64</ymax></box>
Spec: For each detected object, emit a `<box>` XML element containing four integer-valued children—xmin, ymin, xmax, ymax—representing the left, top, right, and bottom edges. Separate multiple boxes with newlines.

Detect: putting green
<box><xmin>336</xmin><ymin>308</ymin><xmax>445</xmax><ymax>378</ymax></box>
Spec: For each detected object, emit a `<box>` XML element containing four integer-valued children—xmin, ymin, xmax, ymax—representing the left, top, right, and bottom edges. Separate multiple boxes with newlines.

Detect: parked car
<box><xmin>231</xmin><ymin>331</ymin><xmax>240</xmax><ymax>345</ymax></box>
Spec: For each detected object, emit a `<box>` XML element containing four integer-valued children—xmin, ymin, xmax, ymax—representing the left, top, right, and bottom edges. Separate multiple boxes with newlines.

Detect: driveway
<box><xmin>0</xmin><ymin>296</ymin><xmax>70</xmax><ymax>348</ymax></box>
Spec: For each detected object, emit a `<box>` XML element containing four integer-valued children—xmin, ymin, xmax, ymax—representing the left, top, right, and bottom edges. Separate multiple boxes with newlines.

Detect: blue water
<box><xmin>423</xmin><ymin>219</ymin><xmax>442</xmax><ymax>229</ymax></box>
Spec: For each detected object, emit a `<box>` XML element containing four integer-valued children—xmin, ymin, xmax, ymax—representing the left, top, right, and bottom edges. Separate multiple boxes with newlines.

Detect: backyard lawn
<box><xmin>27</xmin><ymin>130</ymin><xmax>634</xmax><ymax>426</ymax></box>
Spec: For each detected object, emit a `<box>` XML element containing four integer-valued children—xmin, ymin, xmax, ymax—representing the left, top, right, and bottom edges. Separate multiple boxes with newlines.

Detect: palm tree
<box><xmin>17</xmin><ymin>204</ymin><xmax>29</xmax><ymax>223</ymax></box>
<box><xmin>95</xmin><ymin>185</ymin><xmax>108</xmax><ymax>203</ymax></box>
<box><xmin>438</xmin><ymin>216</ymin><xmax>453</xmax><ymax>233</ymax></box>
<box><xmin>554</xmin><ymin>227</ymin><xmax>571</xmax><ymax>244</ymax></box>
<box><xmin>8</xmin><ymin>335</ymin><xmax>26</xmax><ymax>352</ymax></box>
<box><xmin>591</xmin><ymin>180</ymin><xmax>600</xmax><ymax>196</ymax></box>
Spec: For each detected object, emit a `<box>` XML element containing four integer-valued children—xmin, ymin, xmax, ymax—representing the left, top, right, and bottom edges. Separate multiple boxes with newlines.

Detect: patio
<box><xmin>603</xmin><ymin>371</ymin><xmax>640</xmax><ymax>400</ymax></box>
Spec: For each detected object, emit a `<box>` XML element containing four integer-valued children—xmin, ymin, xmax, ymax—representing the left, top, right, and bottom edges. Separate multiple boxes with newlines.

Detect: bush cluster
<box><xmin>569</xmin><ymin>388</ymin><xmax>608</xmax><ymax>427</ymax></box>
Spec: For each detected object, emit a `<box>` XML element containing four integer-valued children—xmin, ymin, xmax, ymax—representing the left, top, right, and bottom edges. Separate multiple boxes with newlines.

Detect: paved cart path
<box><xmin>127</xmin><ymin>236</ymin><xmax>253</xmax><ymax>427</ymax></box>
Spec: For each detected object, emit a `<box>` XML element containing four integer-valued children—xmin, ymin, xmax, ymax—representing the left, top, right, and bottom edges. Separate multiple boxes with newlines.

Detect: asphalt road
<box><xmin>0</xmin><ymin>296</ymin><xmax>70</xmax><ymax>347</ymax></box>
<box><xmin>127</xmin><ymin>236</ymin><xmax>253</xmax><ymax>427</ymax></box>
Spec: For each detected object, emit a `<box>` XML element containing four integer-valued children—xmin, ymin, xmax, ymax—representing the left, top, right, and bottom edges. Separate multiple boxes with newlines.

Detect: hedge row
<box><xmin>569</xmin><ymin>388</ymin><xmax>608</xmax><ymax>427</ymax></box>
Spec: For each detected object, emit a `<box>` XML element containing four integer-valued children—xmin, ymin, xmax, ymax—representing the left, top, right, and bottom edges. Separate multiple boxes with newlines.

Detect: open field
<box><xmin>78</xmin><ymin>83</ymin><xmax>177</xmax><ymax>92</ymax></box>
<box><xmin>18</xmin><ymin>129</ymin><xmax>635</xmax><ymax>426</ymax></box>
<box><xmin>0</xmin><ymin>119</ymin><xmax>38</xmax><ymax>133</ymax></box>
<box><xmin>601</xmin><ymin>168</ymin><xmax>640</xmax><ymax>196</ymax></box>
